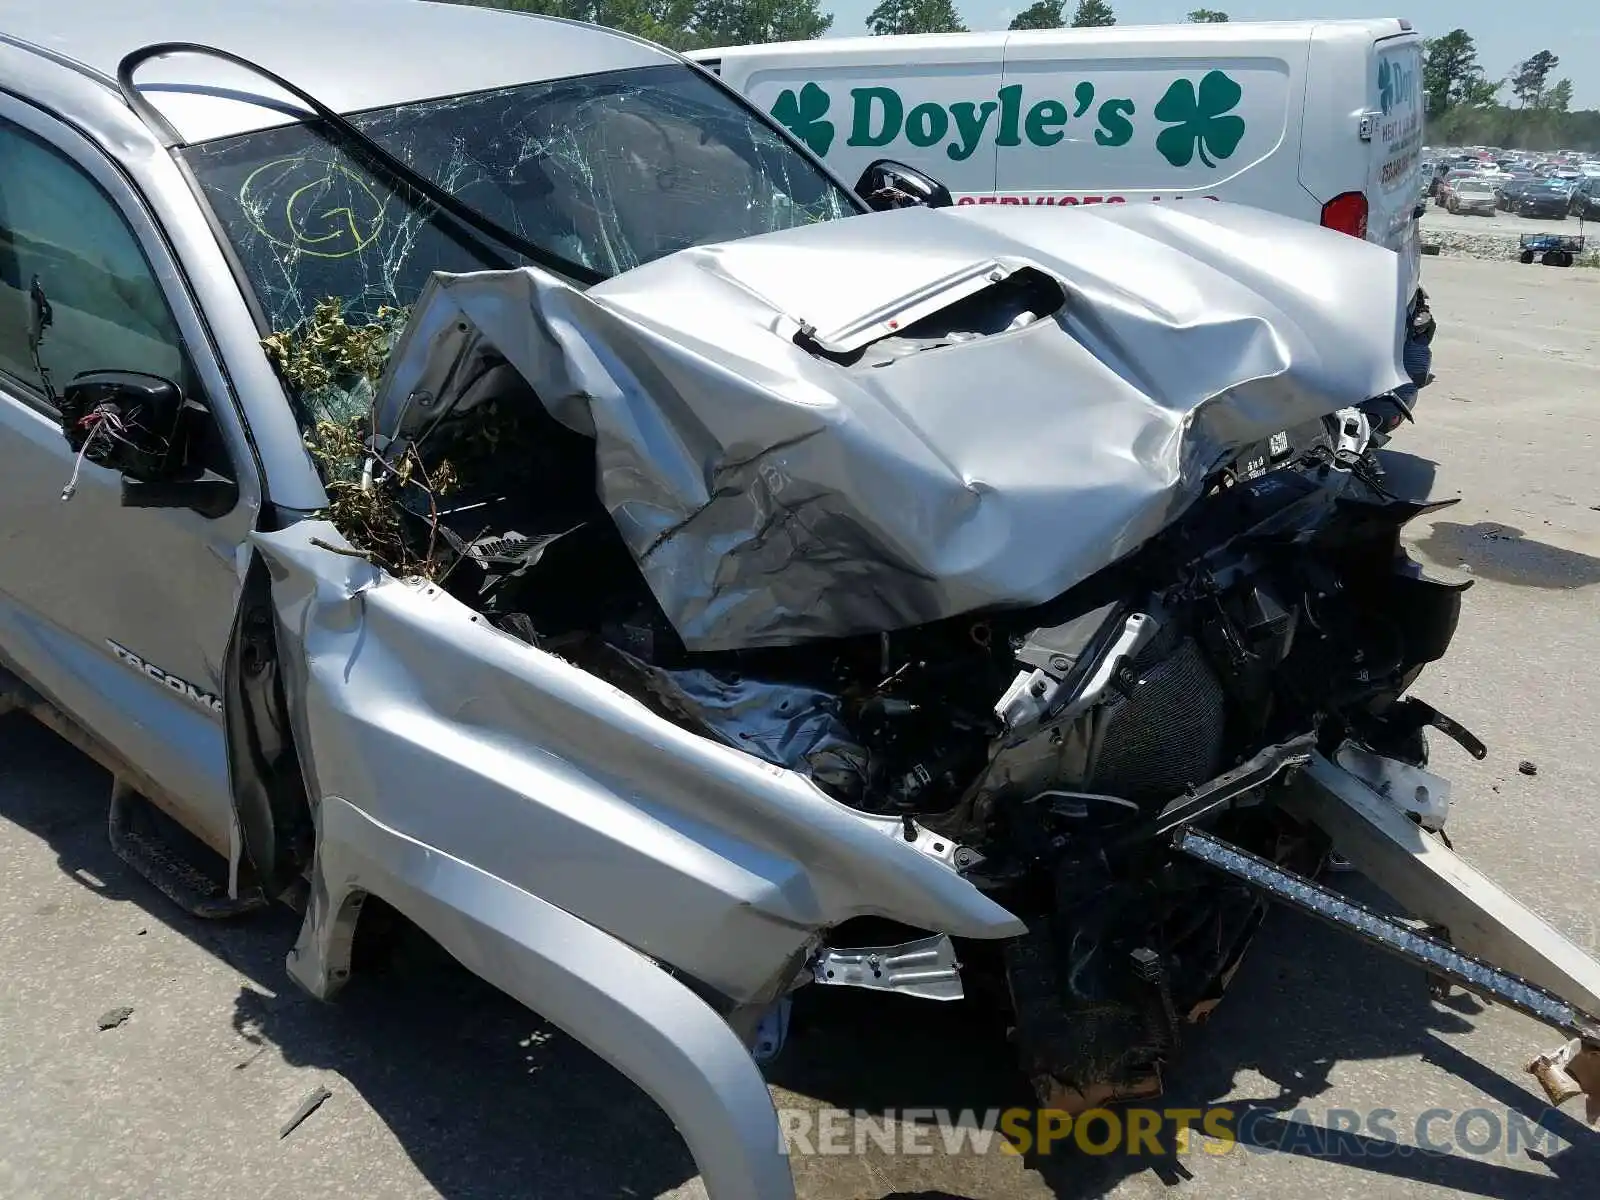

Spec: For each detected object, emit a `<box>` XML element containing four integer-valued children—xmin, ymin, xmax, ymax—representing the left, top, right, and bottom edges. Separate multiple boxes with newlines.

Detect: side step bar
<box><xmin>3</xmin><ymin>666</ymin><xmax>266</xmax><ymax>921</ymax></box>
<box><xmin>109</xmin><ymin>781</ymin><xmax>266</xmax><ymax>920</ymax></box>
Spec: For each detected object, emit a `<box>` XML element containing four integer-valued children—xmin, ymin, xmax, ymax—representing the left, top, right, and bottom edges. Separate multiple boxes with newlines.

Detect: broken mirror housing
<box><xmin>59</xmin><ymin>371</ymin><xmax>187</xmax><ymax>481</ymax></box>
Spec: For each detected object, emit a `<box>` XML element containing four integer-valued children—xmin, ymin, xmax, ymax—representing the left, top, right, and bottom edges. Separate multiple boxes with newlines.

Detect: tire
<box><xmin>1520</xmin><ymin>250</ymin><xmax>1536</xmax><ymax>263</ymax></box>
<box><xmin>1448</xmin><ymin>200</ymin><xmax>1458</xmax><ymax>214</ymax></box>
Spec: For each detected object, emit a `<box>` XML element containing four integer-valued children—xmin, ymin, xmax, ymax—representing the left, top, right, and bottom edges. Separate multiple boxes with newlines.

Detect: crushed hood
<box><xmin>375</xmin><ymin>201</ymin><xmax>1409</xmax><ymax>651</ymax></box>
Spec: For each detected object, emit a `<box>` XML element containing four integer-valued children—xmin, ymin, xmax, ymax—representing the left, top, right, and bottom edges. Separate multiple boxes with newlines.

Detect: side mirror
<box><xmin>57</xmin><ymin>369</ymin><xmax>239</xmax><ymax>516</ymax></box>
<box><xmin>1413</xmin><ymin>202</ymin><xmax>1428</xmax><ymax>220</ymax></box>
<box><xmin>854</xmin><ymin>159</ymin><xmax>954</xmax><ymax>211</ymax></box>
<box><xmin>59</xmin><ymin>371</ymin><xmax>186</xmax><ymax>483</ymax></box>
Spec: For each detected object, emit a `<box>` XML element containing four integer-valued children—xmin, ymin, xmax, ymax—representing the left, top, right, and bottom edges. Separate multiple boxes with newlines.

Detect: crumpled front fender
<box><xmin>290</xmin><ymin>792</ymin><xmax>797</xmax><ymax>1200</ymax></box>
<box><xmin>253</xmin><ymin>521</ymin><xmax>1024</xmax><ymax>1007</ymax></box>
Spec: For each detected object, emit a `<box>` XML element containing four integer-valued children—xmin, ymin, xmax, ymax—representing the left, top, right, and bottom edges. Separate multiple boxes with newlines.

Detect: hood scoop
<box><xmin>790</xmin><ymin>261</ymin><xmax>1067</xmax><ymax>364</ymax></box>
<box><xmin>786</xmin><ymin>258</ymin><xmax>1049</xmax><ymax>355</ymax></box>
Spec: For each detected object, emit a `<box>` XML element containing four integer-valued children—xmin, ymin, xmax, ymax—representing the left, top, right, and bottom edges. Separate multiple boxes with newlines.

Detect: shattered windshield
<box><xmin>182</xmin><ymin>64</ymin><xmax>857</xmax><ymax>334</ymax></box>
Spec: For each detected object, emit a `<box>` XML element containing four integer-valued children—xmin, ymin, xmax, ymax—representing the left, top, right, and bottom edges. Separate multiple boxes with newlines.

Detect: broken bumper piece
<box><xmin>1527</xmin><ymin>1039</ymin><xmax>1600</xmax><ymax>1123</ymax></box>
<box><xmin>1176</xmin><ymin>751</ymin><xmax>1600</xmax><ymax>1125</ymax></box>
<box><xmin>1175</xmin><ymin>824</ymin><xmax>1600</xmax><ymax>1043</ymax></box>
<box><xmin>810</xmin><ymin>934</ymin><xmax>963</xmax><ymax>1001</ymax></box>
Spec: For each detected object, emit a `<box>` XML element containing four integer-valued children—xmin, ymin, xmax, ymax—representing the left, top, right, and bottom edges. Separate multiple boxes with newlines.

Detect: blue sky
<box><xmin>819</xmin><ymin>3</ymin><xmax>1600</xmax><ymax>110</ymax></box>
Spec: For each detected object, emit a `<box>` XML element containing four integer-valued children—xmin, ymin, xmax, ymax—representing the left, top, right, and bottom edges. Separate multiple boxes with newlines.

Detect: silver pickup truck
<box><xmin>0</xmin><ymin>2</ymin><xmax>1595</xmax><ymax>1196</ymax></box>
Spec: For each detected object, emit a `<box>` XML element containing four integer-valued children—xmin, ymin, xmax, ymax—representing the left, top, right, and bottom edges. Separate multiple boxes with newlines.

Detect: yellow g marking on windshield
<box><xmin>240</xmin><ymin>157</ymin><xmax>386</xmax><ymax>259</ymax></box>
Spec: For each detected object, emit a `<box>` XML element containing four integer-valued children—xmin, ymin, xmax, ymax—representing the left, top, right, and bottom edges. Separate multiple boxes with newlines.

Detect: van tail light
<box><xmin>1320</xmin><ymin>191</ymin><xmax>1369</xmax><ymax>239</ymax></box>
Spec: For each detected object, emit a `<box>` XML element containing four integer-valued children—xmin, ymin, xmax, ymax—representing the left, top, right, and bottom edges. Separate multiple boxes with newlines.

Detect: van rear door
<box><xmin>1369</xmin><ymin>34</ymin><xmax>1425</xmax><ymax>296</ymax></box>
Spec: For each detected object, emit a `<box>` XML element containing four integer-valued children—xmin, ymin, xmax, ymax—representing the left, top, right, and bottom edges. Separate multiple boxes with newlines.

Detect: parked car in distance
<box><xmin>1428</xmin><ymin>159</ymin><xmax>1452</xmax><ymax>197</ymax></box>
<box><xmin>1495</xmin><ymin>171</ymin><xmax>1538</xmax><ymax>209</ymax></box>
<box><xmin>1570</xmin><ymin>175</ymin><xmax>1600</xmax><ymax>220</ymax></box>
<box><xmin>1508</xmin><ymin>177</ymin><xmax>1571</xmax><ymax>219</ymax></box>
<box><xmin>1445</xmin><ymin>175</ymin><xmax>1499</xmax><ymax>216</ymax></box>
<box><xmin>1435</xmin><ymin>168</ymin><xmax>1485</xmax><ymax>209</ymax></box>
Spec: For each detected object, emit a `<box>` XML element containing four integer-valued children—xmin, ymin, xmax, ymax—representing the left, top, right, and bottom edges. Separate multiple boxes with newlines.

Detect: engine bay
<box><xmin>271</xmin><ymin>234</ymin><xmax>1460</xmax><ymax>1107</ymax></box>
<box><xmin>397</xmin><ymin>372</ymin><xmax>1462</xmax><ymax>842</ymax></box>
<box><xmin>353</xmin><ymin>362</ymin><xmax>1475</xmax><ymax>1106</ymax></box>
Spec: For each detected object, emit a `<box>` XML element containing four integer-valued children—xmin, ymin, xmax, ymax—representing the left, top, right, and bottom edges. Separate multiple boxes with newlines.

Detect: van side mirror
<box><xmin>855</xmin><ymin>159</ymin><xmax>954</xmax><ymax>211</ymax></box>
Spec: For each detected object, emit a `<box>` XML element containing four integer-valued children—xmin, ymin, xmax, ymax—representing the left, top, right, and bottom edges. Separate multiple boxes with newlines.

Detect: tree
<box><xmin>1511</xmin><ymin>50</ymin><xmax>1559</xmax><ymax>108</ymax></box>
<box><xmin>1421</xmin><ymin>28</ymin><xmax>1481</xmax><ymax>115</ymax></box>
<box><xmin>1420</xmin><ymin>29</ymin><xmax>1505</xmax><ymax>114</ymax></box>
<box><xmin>1458</xmin><ymin>73</ymin><xmax>1502</xmax><ymax>108</ymax></box>
<box><xmin>1187</xmin><ymin>9</ymin><xmax>1229</xmax><ymax>20</ymax></box>
<box><xmin>448</xmin><ymin>0</ymin><xmax>836</xmax><ymax>48</ymax></box>
<box><xmin>1543</xmin><ymin>77</ymin><xmax>1574</xmax><ymax>113</ymax></box>
<box><xmin>694</xmin><ymin>0</ymin><xmax>831</xmax><ymax>44</ymax></box>
<box><xmin>1009</xmin><ymin>0</ymin><xmax>1063</xmax><ymax>30</ymax></box>
<box><xmin>865</xmin><ymin>0</ymin><xmax>966</xmax><ymax>34</ymax></box>
<box><xmin>447</xmin><ymin>0</ymin><xmax>701</xmax><ymax>48</ymax></box>
<box><xmin>1069</xmin><ymin>0</ymin><xmax>1115</xmax><ymax>27</ymax></box>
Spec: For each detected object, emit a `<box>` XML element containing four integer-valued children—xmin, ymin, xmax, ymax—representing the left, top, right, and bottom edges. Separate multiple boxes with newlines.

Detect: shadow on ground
<box><xmin>0</xmin><ymin>714</ymin><xmax>694</xmax><ymax>1200</ymax></box>
<box><xmin>1374</xmin><ymin>448</ymin><xmax>1440</xmax><ymax>501</ymax></box>
<box><xmin>767</xmin><ymin>877</ymin><xmax>1597</xmax><ymax>1199</ymax></box>
<box><xmin>1413</xmin><ymin>522</ymin><xmax>1600</xmax><ymax>589</ymax></box>
<box><xmin>3</xmin><ymin>712</ymin><xmax>1596</xmax><ymax>1199</ymax></box>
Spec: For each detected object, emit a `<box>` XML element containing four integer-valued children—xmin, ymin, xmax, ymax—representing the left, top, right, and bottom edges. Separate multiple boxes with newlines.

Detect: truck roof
<box><xmin>0</xmin><ymin>0</ymin><xmax>669</xmax><ymax>143</ymax></box>
<box><xmin>695</xmin><ymin>19</ymin><xmax>1415</xmax><ymax>60</ymax></box>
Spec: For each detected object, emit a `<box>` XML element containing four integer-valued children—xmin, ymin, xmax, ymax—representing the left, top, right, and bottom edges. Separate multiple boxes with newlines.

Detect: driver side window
<box><xmin>0</xmin><ymin>117</ymin><xmax>197</xmax><ymax>404</ymax></box>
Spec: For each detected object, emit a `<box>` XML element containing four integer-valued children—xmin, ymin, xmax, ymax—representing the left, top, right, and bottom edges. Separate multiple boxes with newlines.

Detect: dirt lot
<box><xmin>1</xmin><ymin>257</ymin><xmax>1597</xmax><ymax>1200</ymax></box>
<box><xmin>1422</xmin><ymin>204</ymin><xmax>1586</xmax><ymax>240</ymax></box>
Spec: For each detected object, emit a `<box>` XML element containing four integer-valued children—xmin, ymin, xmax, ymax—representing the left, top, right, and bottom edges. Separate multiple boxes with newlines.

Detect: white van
<box><xmin>694</xmin><ymin>20</ymin><xmax>1427</xmax><ymax>307</ymax></box>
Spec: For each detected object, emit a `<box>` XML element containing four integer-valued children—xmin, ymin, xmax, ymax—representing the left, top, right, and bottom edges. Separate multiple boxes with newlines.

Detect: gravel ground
<box><xmin>0</xmin><ymin>256</ymin><xmax>1597</xmax><ymax>1200</ymax></box>
<box><xmin>1421</xmin><ymin>205</ymin><xmax>1594</xmax><ymax>264</ymax></box>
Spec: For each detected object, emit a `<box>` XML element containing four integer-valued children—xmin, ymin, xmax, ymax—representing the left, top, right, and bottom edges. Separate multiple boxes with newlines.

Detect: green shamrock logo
<box><xmin>1377</xmin><ymin>59</ymin><xmax>1396</xmax><ymax>115</ymax></box>
<box><xmin>1154</xmin><ymin>71</ymin><xmax>1246</xmax><ymax>169</ymax></box>
<box><xmin>771</xmin><ymin>83</ymin><xmax>834</xmax><ymax>157</ymax></box>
